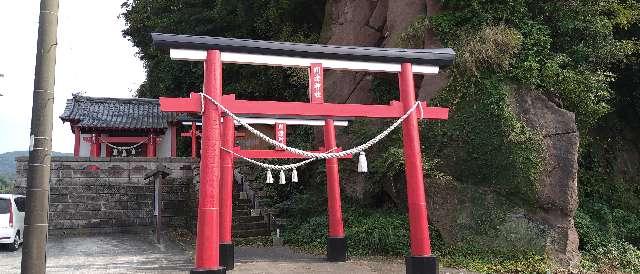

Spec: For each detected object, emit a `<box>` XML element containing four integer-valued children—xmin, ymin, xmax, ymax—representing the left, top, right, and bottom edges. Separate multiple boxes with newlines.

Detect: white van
<box><xmin>0</xmin><ymin>194</ymin><xmax>25</xmax><ymax>251</ymax></box>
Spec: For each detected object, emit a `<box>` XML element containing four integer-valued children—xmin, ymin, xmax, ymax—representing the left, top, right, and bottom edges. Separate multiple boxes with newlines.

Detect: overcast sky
<box><xmin>0</xmin><ymin>1</ymin><xmax>145</xmax><ymax>153</ymax></box>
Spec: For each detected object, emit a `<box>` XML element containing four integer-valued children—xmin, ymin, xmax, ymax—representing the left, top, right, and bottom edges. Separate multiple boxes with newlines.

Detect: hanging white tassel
<box><xmin>122</xmin><ymin>149</ymin><xmax>127</xmax><ymax>157</ymax></box>
<box><xmin>291</xmin><ymin>168</ymin><xmax>298</xmax><ymax>183</ymax></box>
<box><xmin>113</xmin><ymin>149</ymin><xmax>118</xmax><ymax>156</ymax></box>
<box><xmin>357</xmin><ymin>152</ymin><xmax>368</xmax><ymax>173</ymax></box>
<box><xmin>266</xmin><ymin>169</ymin><xmax>273</xmax><ymax>184</ymax></box>
<box><xmin>131</xmin><ymin>148</ymin><xmax>136</xmax><ymax>155</ymax></box>
<box><xmin>279</xmin><ymin>170</ymin><xmax>286</xmax><ymax>184</ymax></box>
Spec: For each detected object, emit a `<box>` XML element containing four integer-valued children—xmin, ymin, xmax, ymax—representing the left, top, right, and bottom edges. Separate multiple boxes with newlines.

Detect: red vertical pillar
<box><xmin>193</xmin><ymin>50</ymin><xmax>225</xmax><ymax>273</ymax></box>
<box><xmin>219</xmin><ymin>115</ymin><xmax>235</xmax><ymax>269</ymax></box>
<box><xmin>324</xmin><ymin>119</ymin><xmax>346</xmax><ymax>262</ymax></box>
<box><xmin>399</xmin><ymin>63</ymin><xmax>437</xmax><ymax>274</ymax></box>
<box><xmin>105</xmin><ymin>144</ymin><xmax>113</xmax><ymax>157</ymax></box>
<box><xmin>310</xmin><ymin>63</ymin><xmax>347</xmax><ymax>261</ymax></box>
<box><xmin>73</xmin><ymin>126</ymin><xmax>80</xmax><ymax>157</ymax></box>
<box><xmin>170</xmin><ymin>125</ymin><xmax>177</xmax><ymax>157</ymax></box>
<box><xmin>87</xmin><ymin>134</ymin><xmax>101</xmax><ymax>171</ymax></box>
<box><xmin>90</xmin><ymin>133</ymin><xmax>101</xmax><ymax>158</ymax></box>
<box><xmin>192</xmin><ymin>122</ymin><xmax>197</xmax><ymax>159</ymax></box>
<box><xmin>147</xmin><ymin>134</ymin><xmax>157</xmax><ymax>157</ymax></box>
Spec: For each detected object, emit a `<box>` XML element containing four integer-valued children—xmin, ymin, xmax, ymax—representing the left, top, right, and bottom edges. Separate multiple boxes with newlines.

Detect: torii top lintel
<box><xmin>151</xmin><ymin>33</ymin><xmax>455</xmax><ymax>74</ymax></box>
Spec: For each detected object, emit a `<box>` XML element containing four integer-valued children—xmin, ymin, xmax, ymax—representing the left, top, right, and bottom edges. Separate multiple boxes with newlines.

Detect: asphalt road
<box><xmin>0</xmin><ymin>232</ymin><xmax>473</xmax><ymax>274</ymax></box>
<box><xmin>0</xmin><ymin>232</ymin><xmax>191</xmax><ymax>273</ymax></box>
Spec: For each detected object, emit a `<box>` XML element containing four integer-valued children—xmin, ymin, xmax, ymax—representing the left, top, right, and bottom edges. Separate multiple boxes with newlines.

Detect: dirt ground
<box><xmin>0</xmin><ymin>231</ymin><xmax>473</xmax><ymax>273</ymax></box>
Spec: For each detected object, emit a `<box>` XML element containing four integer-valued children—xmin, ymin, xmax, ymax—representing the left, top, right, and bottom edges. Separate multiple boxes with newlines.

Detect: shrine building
<box><xmin>60</xmin><ymin>95</ymin><xmax>178</xmax><ymax>158</ymax></box>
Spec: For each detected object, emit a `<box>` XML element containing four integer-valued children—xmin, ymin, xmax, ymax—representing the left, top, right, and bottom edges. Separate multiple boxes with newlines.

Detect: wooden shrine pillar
<box><xmin>146</xmin><ymin>134</ymin><xmax>157</xmax><ymax>157</ymax></box>
<box><xmin>170</xmin><ymin>124</ymin><xmax>177</xmax><ymax>157</ymax></box>
<box><xmin>193</xmin><ymin>50</ymin><xmax>225</xmax><ymax>273</ymax></box>
<box><xmin>400</xmin><ymin>63</ymin><xmax>437</xmax><ymax>273</ymax></box>
<box><xmin>219</xmin><ymin>115</ymin><xmax>235</xmax><ymax>269</ymax></box>
<box><xmin>192</xmin><ymin>122</ymin><xmax>198</xmax><ymax>158</ymax></box>
<box><xmin>90</xmin><ymin>133</ymin><xmax>101</xmax><ymax>158</ymax></box>
<box><xmin>73</xmin><ymin>126</ymin><xmax>80</xmax><ymax>157</ymax></box>
<box><xmin>310</xmin><ymin>63</ymin><xmax>346</xmax><ymax>261</ymax></box>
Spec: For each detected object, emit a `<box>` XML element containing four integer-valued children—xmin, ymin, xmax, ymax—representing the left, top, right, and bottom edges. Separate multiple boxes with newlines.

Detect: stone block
<box><xmin>95</xmin><ymin>184</ymin><xmax>125</xmax><ymax>194</ymax></box>
<box><xmin>101</xmin><ymin>201</ymin><xmax>129</xmax><ymax>210</ymax></box>
<box><xmin>125</xmin><ymin>210</ymin><xmax>150</xmax><ymax>218</ymax></box>
<box><xmin>50</xmin><ymin>194</ymin><xmax>70</xmax><ymax>203</ymax></box>
<box><xmin>73</xmin><ymin>169</ymin><xmax>102</xmax><ymax>178</ymax></box>
<box><xmin>103</xmin><ymin>165</ymin><xmax>129</xmax><ymax>178</ymax></box>
<box><xmin>16</xmin><ymin>168</ymin><xmax>27</xmax><ymax>178</ymax></box>
<box><xmin>124</xmin><ymin>185</ymin><xmax>151</xmax><ymax>194</ymax></box>
<box><xmin>49</xmin><ymin>203</ymin><xmax>79</xmax><ymax>212</ymax></box>
<box><xmin>129</xmin><ymin>201</ymin><xmax>153</xmax><ymax>210</ymax></box>
<box><xmin>85</xmin><ymin>219</ymin><xmax>114</xmax><ymax>228</ymax></box>
<box><xmin>128</xmin><ymin>177</ymin><xmax>149</xmax><ymax>186</ymax></box>
<box><xmin>60</xmin><ymin>169</ymin><xmax>74</xmax><ymax>178</ymax></box>
<box><xmin>52</xmin><ymin>185</ymin><xmax>96</xmax><ymax>195</ymax></box>
<box><xmin>49</xmin><ymin>169</ymin><xmax>62</xmax><ymax>179</ymax></box>
<box><xmin>68</xmin><ymin>194</ymin><xmax>101</xmax><ymax>203</ymax></box>
<box><xmin>130</xmin><ymin>163</ymin><xmax>155</xmax><ymax>178</ymax></box>
<box><xmin>134</xmin><ymin>193</ymin><xmax>153</xmax><ymax>201</ymax></box>
<box><xmin>77</xmin><ymin>203</ymin><xmax>102</xmax><ymax>211</ymax></box>
<box><xmin>98</xmin><ymin>193</ymin><xmax>133</xmax><ymax>202</ymax></box>
<box><xmin>136</xmin><ymin>217</ymin><xmax>153</xmax><ymax>226</ymax></box>
<box><xmin>50</xmin><ymin>178</ymin><xmax>67</xmax><ymax>187</ymax></box>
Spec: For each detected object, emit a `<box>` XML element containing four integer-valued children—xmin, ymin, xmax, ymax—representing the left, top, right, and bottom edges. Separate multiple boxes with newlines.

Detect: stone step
<box><xmin>232</xmin><ymin>192</ymin><xmax>249</xmax><ymax>200</ymax></box>
<box><xmin>233</xmin><ymin>209</ymin><xmax>253</xmax><ymax>217</ymax></box>
<box><xmin>231</xmin><ymin>199</ymin><xmax>250</xmax><ymax>205</ymax></box>
<box><xmin>233</xmin><ymin>228</ymin><xmax>270</xmax><ymax>238</ymax></box>
<box><xmin>233</xmin><ymin>205</ymin><xmax>252</xmax><ymax>212</ymax></box>
<box><xmin>233</xmin><ymin>215</ymin><xmax>264</xmax><ymax>223</ymax></box>
<box><xmin>233</xmin><ymin>221</ymin><xmax>269</xmax><ymax>231</ymax></box>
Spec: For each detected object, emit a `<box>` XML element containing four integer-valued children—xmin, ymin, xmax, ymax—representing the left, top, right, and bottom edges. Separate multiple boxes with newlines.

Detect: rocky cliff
<box><xmin>320</xmin><ymin>0</ymin><xmax>581</xmax><ymax>268</ymax></box>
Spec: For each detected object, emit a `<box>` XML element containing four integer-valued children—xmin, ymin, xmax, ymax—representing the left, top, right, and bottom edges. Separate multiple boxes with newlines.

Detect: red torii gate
<box><xmin>153</xmin><ymin>33</ymin><xmax>454</xmax><ymax>274</ymax></box>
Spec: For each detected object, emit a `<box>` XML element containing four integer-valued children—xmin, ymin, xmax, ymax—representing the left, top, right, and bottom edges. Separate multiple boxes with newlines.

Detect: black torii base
<box><xmin>405</xmin><ymin>255</ymin><xmax>438</xmax><ymax>274</ymax></box>
<box><xmin>190</xmin><ymin>267</ymin><xmax>226</xmax><ymax>274</ymax></box>
<box><xmin>219</xmin><ymin>243</ymin><xmax>235</xmax><ymax>270</ymax></box>
<box><xmin>327</xmin><ymin>237</ymin><xmax>347</xmax><ymax>262</ymax></box>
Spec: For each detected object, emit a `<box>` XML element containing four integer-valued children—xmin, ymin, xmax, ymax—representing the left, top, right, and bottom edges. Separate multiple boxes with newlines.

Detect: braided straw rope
<box><xmin>200</xmin><ymin>93</ymin><xmax>422</xmax><ymax>160</ymax></box>
<box><xmin>221</xmin><ymin>147</ymin><xmax>337</xmax><ymax>171</ymax></box>
<box><xmin>100</xmin><ymin>137</ymin><xmax>149</xmax><ymax>150</ymax></box>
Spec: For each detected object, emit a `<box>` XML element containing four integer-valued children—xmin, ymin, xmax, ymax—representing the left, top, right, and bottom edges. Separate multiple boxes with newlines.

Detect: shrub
<box><xmin>581</xmin><ymin>240</ymin><xmax>640</xmax><ymax>273</ymax></box>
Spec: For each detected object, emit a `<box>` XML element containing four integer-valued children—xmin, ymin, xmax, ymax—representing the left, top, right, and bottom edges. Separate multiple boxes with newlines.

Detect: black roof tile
<box><xmin>60</xmin><ymin>95</ymin><xmax>175</xmax><ymax>130</ymax></box>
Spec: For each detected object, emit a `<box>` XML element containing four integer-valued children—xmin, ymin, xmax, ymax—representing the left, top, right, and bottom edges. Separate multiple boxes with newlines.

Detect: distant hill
<box><xmin>0</xmin><ymin>151</ymin><xmax>72</xmax><ymax>181</ymax></box>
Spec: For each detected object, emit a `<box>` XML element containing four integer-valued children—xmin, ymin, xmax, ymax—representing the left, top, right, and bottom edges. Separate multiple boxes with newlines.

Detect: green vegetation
<box><xmin>0</xmin><ymin>176</ymin><xmax>12</xmax><ymax>193</ymax></box>
<box><xmin>122</xmin><ymin>0</ymin><xmax>640</xmax><ymax>272</ymax></box>
<box><xmin>283</xmin><ymin>200</ymin><xmax>550</xmax><ymax>273</ymax></box>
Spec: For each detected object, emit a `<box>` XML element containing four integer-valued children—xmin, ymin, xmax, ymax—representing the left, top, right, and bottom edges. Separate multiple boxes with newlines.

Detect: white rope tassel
<box><xmin>113</xmin><ymin>149</ymin><xmax>118</xmax><ymax>156</ymax></box>
<box><xmin>279</xmin><ymin>170</ymin><xmax>286</xmax><ymax>184</ymax></box>
<box><xmin>266</xmin><ymin>169</ymin><xmax>274</xmax><ymax>184</ymax></box>
<box><xmin>358</xmin><ymin>152</ymin><xmax>368</xmax><ymax>173</ymax></box>
<box><xmin>291</xmin><ymin>168</ymin><xmax>298</xmax><ymax>182</ymax></box>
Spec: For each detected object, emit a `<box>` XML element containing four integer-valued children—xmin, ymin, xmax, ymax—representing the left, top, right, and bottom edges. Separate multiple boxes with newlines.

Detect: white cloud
<box><xmin>0</xmin><ymin>0</ymin><xmax>145</xmax><ymax>153</ymax></box>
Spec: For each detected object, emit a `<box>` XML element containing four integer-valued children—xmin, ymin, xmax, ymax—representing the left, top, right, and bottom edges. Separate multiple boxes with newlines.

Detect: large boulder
<box><xmin>513</xmin><ymin>91</ymin><xmax>580</xmax><ymax>269</ymax></box>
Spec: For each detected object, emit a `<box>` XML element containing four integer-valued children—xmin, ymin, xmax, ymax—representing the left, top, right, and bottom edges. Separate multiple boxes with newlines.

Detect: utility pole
<box><xmin>21</xmin><ymin>0</ymin><xmax>59</xmax><ymax>273</ymax></box>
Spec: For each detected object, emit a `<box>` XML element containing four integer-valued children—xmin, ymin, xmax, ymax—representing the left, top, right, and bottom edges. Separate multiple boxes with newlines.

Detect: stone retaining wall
<box><xmin>14</xmin><ymin>157</ymin><xmax>198</xmax><ymax>231</ymax></box>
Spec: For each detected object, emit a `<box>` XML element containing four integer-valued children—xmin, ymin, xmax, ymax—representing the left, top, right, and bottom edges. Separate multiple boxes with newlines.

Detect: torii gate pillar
<box><xmin>219</xmin><ymin>115</ymin><xmax>235</xmax><ymax>270</ymax></box>
<box><xmin>400</xmin><ymin>63</ymin><xmax>437</xmax><ymax>273</ymax></box>
<box><xmin>192</xmin><ymin>50</ymin><xmax>226</xmax><ymax>274</ymax></box>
